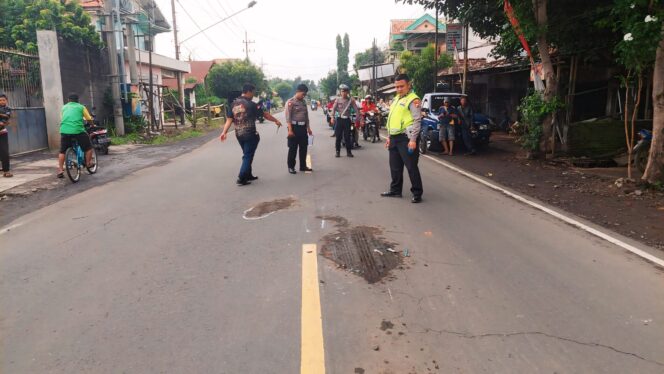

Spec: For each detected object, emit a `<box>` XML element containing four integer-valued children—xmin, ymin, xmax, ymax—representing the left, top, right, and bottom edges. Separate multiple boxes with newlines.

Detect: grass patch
<box><xmin>110</xmin><ymin>119</ymin><xmax>222</xmax><ymax>146</ymax></box>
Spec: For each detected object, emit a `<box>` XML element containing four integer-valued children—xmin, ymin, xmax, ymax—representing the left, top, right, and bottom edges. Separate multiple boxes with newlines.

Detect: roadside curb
<box><xmin>421</xmin><ymin>153</ymin><xmax>664</xmax><ymax>268</ymax></box>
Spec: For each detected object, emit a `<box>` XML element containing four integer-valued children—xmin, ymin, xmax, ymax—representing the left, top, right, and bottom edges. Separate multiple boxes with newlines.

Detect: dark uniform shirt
<box><xmin>457</xmin><ymin>104</ymin><xmax>474</xmax><ymax>127</ymax></box>
<box><xmin>285</xmin><ymin>96</ymin><xmax>309</xmax><ymax>126</ymax></box>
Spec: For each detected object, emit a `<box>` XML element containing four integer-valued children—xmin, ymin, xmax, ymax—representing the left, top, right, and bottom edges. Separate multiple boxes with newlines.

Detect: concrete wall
<box><xmin>58</xmin><ymin>38</ymin><xmax>111</xmax><ymax>122</ymax></box>
<box><xmin>37</xmin><ymin>30</ymin><xmax>64</xmax><ymax>150</ymax></box>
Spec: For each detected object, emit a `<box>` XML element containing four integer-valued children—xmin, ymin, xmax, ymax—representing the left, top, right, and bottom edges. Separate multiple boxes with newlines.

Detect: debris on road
<box><xmin>243</xmin><ymin>196</ymin><xmax>296</xmax><ymax>220</ymax></box>
<box><xmin>403</xmin><ymin>248</ymin><xmax>410</xmax><ymax>257</ymax></box>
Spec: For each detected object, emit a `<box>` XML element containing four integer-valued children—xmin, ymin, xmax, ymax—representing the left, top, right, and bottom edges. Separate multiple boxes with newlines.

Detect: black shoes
<box><xmin>380</xmin><ymin>191</ymin><xmax>402</xmax><ymax>198</ymax></box>
<box><xmin>300</xmin><ymin>167</ymin><xmax>313</xmax><ymax>172</ymax></box>
<box><xmin>288</xmin><ymin>168</ymin><xmax>297</xmax><ymax>174</ymax></box>
<box><xmin>411</xmin><ymin>196</ymin><xmax>422</xmax><ymax>203</ymax></box>
<box><xmin>247</xmin><ymin>175</ymin><xmax>258</xmax><ymax>181</ymax></box>
<box><xmin>465</xmin><ymin>150</ymin><xmax>476</xmax><ymax>156</ymax></box>
<box><xmin>335</xmin><ymin>151</ymin><xmax>340</xmax><ymax>158</ymax></box>
<box><xmin>236</xmin><ymin>179</ymin><xmax>251</xmax><ymax>186</ymax></box>
<box><xmin>347</xmin><ymin>152</ymin><xmax>354</xmax><ymax>158</ymax></box>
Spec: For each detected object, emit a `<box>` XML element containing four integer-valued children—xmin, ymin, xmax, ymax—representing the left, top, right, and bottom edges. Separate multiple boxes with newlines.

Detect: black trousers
<box><xmin>334</xmin><ymin>118</ymin><xmax>352</xmax><ymax>152</ymax></box>
<box><xmin>0</xmin><ymin>133</ymin><xmax>9</xmax><ymax>172</ymax></box>
<box><xmin>388</xmin><ymin>134</ymin><xmax>423</xmax><ymax>197</ymax></box>
<box><xmin>287</xmin><ymin>125</ymin><xmax>308</xmax><ymax>169</ymax></box>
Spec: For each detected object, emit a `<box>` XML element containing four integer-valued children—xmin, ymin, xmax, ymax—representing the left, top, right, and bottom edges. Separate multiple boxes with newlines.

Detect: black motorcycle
<box><xmin>86</xmin><ymin>123</ymin><xmax>110</xmax><ymax>155</ymax></box>
<box><xmin>362</xmin><ymin>111</ymin><xmax>379</xmax><ymax>143</ymax></box>
<box><xmin>256</xmin><ymin>100</ymin><xmax>265</xmax><ymax>123</ymax></box>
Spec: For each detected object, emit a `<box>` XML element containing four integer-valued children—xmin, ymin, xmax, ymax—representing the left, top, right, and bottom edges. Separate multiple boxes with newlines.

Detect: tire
<box><xmin>363</xmin><ymin>127</ymin><xmax>368</xmax><ymax>141</ymax></box>
<box><xmin>419</xmin><ymin>132</ymin><xmax>429</xmax><ymax>154</ymax></box>
<box><xmin>86</xmin><ymin>148</ymin><xmax>98</xmax><ymax>174</ymax></box>
<box><xmin>635</xmin><ymin>145</ymin><xmax>649</xmax><ymax>173</ymax></box>
<box><xmin>65</xmin><ymin>147</ymin><xmax>80</xmax><ymax>183</ymax></box>
<box><xmin>102</xmin><ymin>144</ymin><xmax>109</xmax><ymax>155</ymax></box>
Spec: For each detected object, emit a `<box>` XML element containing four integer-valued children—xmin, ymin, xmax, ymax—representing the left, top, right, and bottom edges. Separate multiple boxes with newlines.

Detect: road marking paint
<box><xmin>301</xmin><ymin>243</ymin><xmax>325</xmax><ymax>374</ymax></box>
<box><xmin>0</xmin><ymin>222</ymin><xmax>24</xmax><ymax>236</ymax></box>
<box><xmin>422</xmin><ymin>154</ymin><xmax>664</xmax><ymax>268</ymax></box>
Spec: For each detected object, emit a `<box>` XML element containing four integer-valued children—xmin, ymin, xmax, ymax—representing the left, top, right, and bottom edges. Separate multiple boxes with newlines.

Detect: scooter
<box><xmin>86</xmin><ymin>123</ymin><xmax>110</xmax><ymax>155</ymax></box>
<box><xmin>633</xmin><ymin>129</ymin><xmax>652</xmax><ymax>173</ymax></box>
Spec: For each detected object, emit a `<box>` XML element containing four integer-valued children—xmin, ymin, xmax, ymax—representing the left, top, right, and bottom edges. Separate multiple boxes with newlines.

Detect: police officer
<box><xmin>285</xmin><ymin>84</ymin><xmax>313</xmax><ymax>174</ymax></box>
<box><xmin>381</xmin><ymin>74</ymin><xmax>423</xmax><ymax>203</ymax></box>
<box><xmin>329</xmin><ymin>84</ymin><xmax>360</xmax><ymax>157</ymax></box>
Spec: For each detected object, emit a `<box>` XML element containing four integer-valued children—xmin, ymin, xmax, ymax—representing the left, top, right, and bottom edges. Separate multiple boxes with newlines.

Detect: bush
<box><xmin>517</xmin><ymin>91</ymin><xmax>563</xmax><ymax>151</ymax></box>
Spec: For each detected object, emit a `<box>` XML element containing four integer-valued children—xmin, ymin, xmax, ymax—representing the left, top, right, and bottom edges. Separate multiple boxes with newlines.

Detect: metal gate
<box><xmin>0</xmin><ymin>48</ymin><xmax>48</xmax><ymax>155</ymax></box>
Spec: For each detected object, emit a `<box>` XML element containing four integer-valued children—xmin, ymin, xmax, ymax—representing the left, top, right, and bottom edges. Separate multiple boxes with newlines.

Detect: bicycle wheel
<box><xmin>65</xmin><ymin>147</ymin><xmax>80</xmax><ymax>183</ymax></box>
<box><xmin>86</xmin><ymin>148</ymin><xmax>98</xmax><ymax>174</ymax></box>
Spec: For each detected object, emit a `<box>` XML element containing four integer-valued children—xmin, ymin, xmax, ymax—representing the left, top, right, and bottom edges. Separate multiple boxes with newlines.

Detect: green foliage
<box><xmin>0</xmin><ymin>0</ymin><xmax>102</xmax><ymax>52</ymax></box>
<box><xmin>319</xmin><ymin>70</ymin><xmax>338</xmax><ymax>98</ymax></box>
<box><xmin>399</xmin><ymin>45</ymin><xmax>453</xmax><ymax>97</ymax></box>
<box><xmin>206</xmin><ymin>60</ymin><xmax>267</xmax><ymax>101</ymax></box>
<box><xmin>275</xmin><ymin>82</ymin><xmax>291</xmax><ymax>103</ymax></box>
<box><xmin>123</xmin><ymin>115</ymin><xmax>148</xmax><ymax>134</ymax></box>
<box><xmin>353</xmin><ymin>47</ymin><xmax>386</xmax><ymax>71</ymax></box>
<box><xmin>398</xmin><ymin>0</ymin><xmax>618</xmax><ymax>61</ymax></box>
<box><xmin>517</xmin><ymin>91</ymin><xmax>564</xmax><ymax>151</ymax></box>
<box><xmin>336</xmin><ymin>33</ymin><xmax>350</xmax><ymax>86</ymax></box>
<box><xmin>193</xmin><ymin>83</ymin><xmax>222</xmax><ymax>105</ymax></box>
<box><xmin>605</xmin><ymin>0</ymin><xmax>663</xmax><ymax>74</ymax></box>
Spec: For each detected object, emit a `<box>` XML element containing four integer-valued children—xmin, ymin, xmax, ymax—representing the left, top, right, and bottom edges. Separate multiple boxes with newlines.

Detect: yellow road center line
<box><xmin>301</xmin><ymin>244</ymin><xmax>325</xmax><ymax>374</ymax></box>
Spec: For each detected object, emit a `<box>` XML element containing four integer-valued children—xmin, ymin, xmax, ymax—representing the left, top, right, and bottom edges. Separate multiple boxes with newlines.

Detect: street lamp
<box><xmin>179</xmin><ymin>1</ymin><xmax>257</xmax><ymax>45</ymax></box>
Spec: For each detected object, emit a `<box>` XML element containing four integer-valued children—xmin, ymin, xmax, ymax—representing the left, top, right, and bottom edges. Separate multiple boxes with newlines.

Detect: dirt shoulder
<box><xmin>428</xmin><ymin>133</ymin><xmax>664</xmax><ymax>250</ymax></box>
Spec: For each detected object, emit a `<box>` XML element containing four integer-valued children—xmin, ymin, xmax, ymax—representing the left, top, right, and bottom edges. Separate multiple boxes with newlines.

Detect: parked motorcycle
<box><xmin>362</xmin><ymin>111</ymin><xmax>379</xmax><ymax>143</ymax></box>
<box><xmin>256</xmin><ymin>100</ymin><xmax>265</xmax><ymax>123</ymax></box>
<box><xmin>634</xmin><ymin>129</ymin><xmax>652</xmax><ymax>173</ymax></box>
<box><xmin>86</xmin><ymin>124</ymin><xmax>110</xmax><ymax>155</ymax></box>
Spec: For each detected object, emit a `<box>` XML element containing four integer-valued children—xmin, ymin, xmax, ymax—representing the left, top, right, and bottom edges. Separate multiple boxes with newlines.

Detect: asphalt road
<box><xmin>1</xmin><ymin>110</ymin><xmax>663</xmax><ymax>373</ymax></box>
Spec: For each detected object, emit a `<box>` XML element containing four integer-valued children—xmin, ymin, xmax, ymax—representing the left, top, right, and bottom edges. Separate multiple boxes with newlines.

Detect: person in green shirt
<box><xmin>57</xmin><ymin>93</ymin><xmax>94</xmax><ymax>178</ymax></box>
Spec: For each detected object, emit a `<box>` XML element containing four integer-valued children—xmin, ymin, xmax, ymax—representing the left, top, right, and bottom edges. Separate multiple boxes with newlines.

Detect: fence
<box><xmin>0</xmin><ymin>48</ymin><xmax>48</xmax><ymax>154</ymax></box>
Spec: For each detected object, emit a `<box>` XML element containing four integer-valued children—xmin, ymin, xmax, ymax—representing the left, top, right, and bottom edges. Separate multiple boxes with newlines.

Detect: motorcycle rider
<box><xmin>329</xmin><ymin>84</ymin><xmax>361</xmax><ymax>157</ymax></box>
<box><xmin>361</xmin><ymin>95</ymin><xmax>380</xmax><ymax>137</ymax></box>
<box><xmin>57</xmin><ymin>93</ymin><xmax>94</xmax><ymax>178</ymax></box>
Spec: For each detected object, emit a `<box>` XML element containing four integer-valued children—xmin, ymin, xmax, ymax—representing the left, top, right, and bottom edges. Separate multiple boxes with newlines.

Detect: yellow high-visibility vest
<box><xmin>386</xmin><ymin>92</ymin><xmax>419</xmax><ymax>135</ymax></box>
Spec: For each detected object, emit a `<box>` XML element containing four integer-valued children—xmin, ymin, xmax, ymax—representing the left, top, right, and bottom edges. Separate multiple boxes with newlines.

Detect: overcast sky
<box><xmin>153</xmin><ymin>0</ymin><xmax>492</xmax><ymax>82</ymax></box>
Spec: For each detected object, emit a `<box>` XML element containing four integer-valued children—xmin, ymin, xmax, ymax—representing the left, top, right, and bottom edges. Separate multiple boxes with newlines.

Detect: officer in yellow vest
<box><xmin>381</xmin><ymin>74</ymin><xmax>423</xmax><ymax>203</ymax></box>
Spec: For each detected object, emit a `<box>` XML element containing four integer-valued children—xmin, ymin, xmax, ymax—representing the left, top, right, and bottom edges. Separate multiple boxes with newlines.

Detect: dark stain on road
<box><xmin>244</xmin><ymin>197</ymin><xmax>296</xmax><ymax>219</ymax></box>
<box><xmin>317</xmin><ymin>216</ymin><xmax>401</xmax><ymax>283</ymax></box>
<box><xmin>380</xmin><ymin>320</ymin><xmax>394</xmax><ymax>331</ymax></box>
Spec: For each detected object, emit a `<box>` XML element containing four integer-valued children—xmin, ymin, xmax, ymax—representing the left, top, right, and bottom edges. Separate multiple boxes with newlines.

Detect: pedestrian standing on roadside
<box><xmin>265</xmin><ymin>98</ymin><xmax>272</xmax><ymax>113</ymax></box>
<box><xmin>381</xmin><ymin>74</ymin><xmax>423</xmax><ymax>203</ymax></box>
<box><xmin>0</xmin><ymin>93</ymin><xmax>12</xmax><ymax>177</ymax></box>
<box><xmin>437</xmin><ymin>99</ymin><xmax>458</xmax><ymax>156</ymax></box>
<box><xmin>285</xmin><ymin>84</ymin><xmax>313</xmax><ymax>174</ymax></box>
<box><xmin>219</xmin><ymin>83</ymin><xmax>283</xmax><ymax>186</ymax></box>
<box><xmin>329</xmin><ymin>84</ymin><xmax>361</xmax><ymax>158</ymax></box>
<box><xmin>457</xmin><ymin>96</ymin><xmax>476</xmax><ymax>155</ymax></box>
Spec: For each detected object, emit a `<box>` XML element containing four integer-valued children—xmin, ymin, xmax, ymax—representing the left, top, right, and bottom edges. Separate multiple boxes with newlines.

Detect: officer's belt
<box><xmin>338</xmin><ymin>116</ymin><xmax>350</xmax><ymax>119</ymax></box>
<box><xmin>291</xmin><ymin>121</ymin><xmax>306</xmax><ymax>125</ymax></box>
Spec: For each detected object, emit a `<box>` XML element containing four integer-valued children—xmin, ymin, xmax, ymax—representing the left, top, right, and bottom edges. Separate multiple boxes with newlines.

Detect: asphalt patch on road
<box><xmin>317</xmin><ymin>215</ymin><xmax>401</xmax><ymax>283</ymax></box>
<box><xmin>243</xmin><ymin>197</ymin><xmax>296</xmax><ymax>219</ymax></box>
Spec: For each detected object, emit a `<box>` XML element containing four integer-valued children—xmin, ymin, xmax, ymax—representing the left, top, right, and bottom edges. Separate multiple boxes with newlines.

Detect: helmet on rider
<box><xmin>364</xmin><ymin>95</ymin><xmax>373</xmax><ymax>102</ymax></box>
<box><xmin>339</xmin><ymin>84</ymin><xmax>350</xmax><ymax>92</ymax></box>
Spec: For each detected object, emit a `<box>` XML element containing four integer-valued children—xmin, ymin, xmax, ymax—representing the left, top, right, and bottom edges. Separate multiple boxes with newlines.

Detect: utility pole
<box><xmin>171</xmin><ymin>0</ymin><xmax>185</xmax><ymax>127</ymax></box>
<box><xmin>243</xmin><ymin>31</ymin><xmax>255</xmax><ymax>61</ymax></box>
<box><xmin>103</xmin><ymin>0</ymin><xmax>125</xmax><ymax>135</ymax></box>
<box><xmin>434</xmin><ymin>2</ymin><xmax>439</xmax><ymax>92</ymax></box>
<box><xmin>147</xmin><ymin>5</ymin><xmax>156</xmax><ymax>131</ymax></box>
<box><xmin>372</xmin><ymin>38</ymin><xmax>377</xmax><ymax>98</ymax></box>
<box><xmin>462</xmin><ymin>23</ymin><xmax>469</xmax><ymax>94</ymax></box>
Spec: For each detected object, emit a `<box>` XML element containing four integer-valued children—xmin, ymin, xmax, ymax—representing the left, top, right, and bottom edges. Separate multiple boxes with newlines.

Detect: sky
<box><xmin>153</xmin><ymin>0</ymin><xmax>493</xmax><ymax>82</ymax></box>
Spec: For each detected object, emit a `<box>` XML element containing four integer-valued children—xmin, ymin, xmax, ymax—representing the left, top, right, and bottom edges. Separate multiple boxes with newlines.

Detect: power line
<box><xmin>203</xmin><ymin>0</ymin><xmax>243</xmax><ymax>41</ymax></box>
<box><xmin>175</xmin><ymin>0</ymin><xmax>230</xmax><ymax>57</ymax></box>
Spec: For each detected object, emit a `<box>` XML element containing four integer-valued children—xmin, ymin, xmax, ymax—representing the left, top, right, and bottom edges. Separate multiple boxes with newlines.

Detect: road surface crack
<box><xmin>412</xmin><ymin>327</ymin><xmax>663</xmax><ymax>366</ymax></box>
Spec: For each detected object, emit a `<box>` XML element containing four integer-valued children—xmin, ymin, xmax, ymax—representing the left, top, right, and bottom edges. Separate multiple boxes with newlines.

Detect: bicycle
<box><xmin>64</xmin><ymin>137</ymin><xmax>98</xmax><ymax>183</ymax></box>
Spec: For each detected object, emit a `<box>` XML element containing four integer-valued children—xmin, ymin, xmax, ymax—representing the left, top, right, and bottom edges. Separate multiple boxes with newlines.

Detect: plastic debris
<box><xmin>373</xmin><ymin>249</ymin><xmax>383</xmax><ymax>255</ymax></box>
<box><xmin>386</xmin><ymin>248</ymin><xmax>397</xmax><ymax>253</ymax></box>
<box><xmin>403</xmin><ymin>248</ymin><xmax>410</xmax><ymax>257</ymax></box>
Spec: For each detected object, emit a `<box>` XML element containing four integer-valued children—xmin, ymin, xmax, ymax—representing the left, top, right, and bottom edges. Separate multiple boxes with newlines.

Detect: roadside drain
<box><xmin>317</xmin><ymin>215</ymin><xmax>402</xmax><ymax>283</ymax></box>
<box><xmin>243</xmin><ymin>197</ymin><xmax>296</xmax><ymax>220</ymax></box>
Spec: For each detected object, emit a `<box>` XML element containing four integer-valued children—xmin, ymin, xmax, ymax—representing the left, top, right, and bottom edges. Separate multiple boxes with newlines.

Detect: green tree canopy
<box><xmin>275</xmin><ymin>82</ymin><xmax>292</xmax><ymax>103</ymax></box>
<box><xmin>206</xmin><ymin>60</ymin><xmax>267</xmax><ymax>101</ymax></box>
<box><xmin>399</xmin><ymin>44</ymin><xmax>453</xmax><ymax>97</ymax></box>
<box><xmin>0</xmin><ymin>0</ymin><xmax>102</xmax><ymax>53</ymax></box>
<box><xmin>353</xmin><ymin>47</ymin><xmax>386</xmax><ymax>72</ymax></box>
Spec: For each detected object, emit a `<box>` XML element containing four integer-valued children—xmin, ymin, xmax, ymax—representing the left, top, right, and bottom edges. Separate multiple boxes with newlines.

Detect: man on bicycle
<box><xmin>57</xmin><ymin>93</ymin><xmax>94</xmax><ymax>178</ymax></box>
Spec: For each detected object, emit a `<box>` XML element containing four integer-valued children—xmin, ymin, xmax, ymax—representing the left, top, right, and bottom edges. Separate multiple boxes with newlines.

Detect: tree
<box><xmin>353</xmin><ymin>47</ymin><xmax>386</xmax><ymax>72</ymax></box>
<box><xmin>610</xmin><ymin>0</ymin><xmax>664</xmax><ymax>184</ymax></box>
<box><xmin>275</xmin><ymin>82</ymin><xmax>292</xmax><ymax>104</ymax></box>
<box><xmin>0</xmin><ymin>0</ymin><xmax>102</xmax><ymax>53</ymax></box>
<box><xmin>399</xmin><ymin>45</ymin><xmax>453</xmax><ymax>97</ymax></box>
<box><xmin>319</xmin><ymin>70</ymin><xmax>338</xmax><ymax>98</ymax></box>
<box><xmin>206</xmin><ymin>60</ymin><xmax>266</xmax><ymax>101</ymax></box>
<box><xmin>336</xmin><ymin>33</ymin><xmax>350</xmax><ymax>86</ymax></box>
